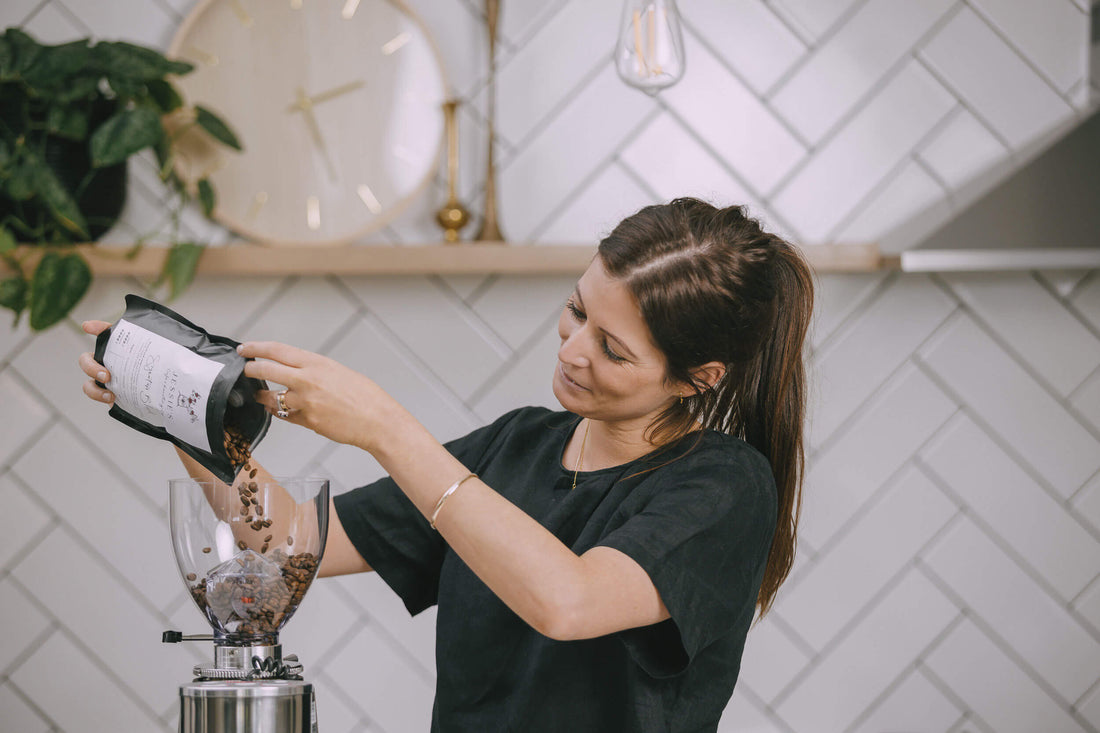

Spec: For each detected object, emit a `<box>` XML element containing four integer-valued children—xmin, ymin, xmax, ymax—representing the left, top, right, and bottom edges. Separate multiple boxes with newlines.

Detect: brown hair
<box><xmin>597</xmin><ymin>198</ymin><xmax>814</xmax><ymax>616</ymax></box>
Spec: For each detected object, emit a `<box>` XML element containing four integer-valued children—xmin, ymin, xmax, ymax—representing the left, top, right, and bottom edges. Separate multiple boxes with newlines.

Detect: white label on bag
<box><xmin>102</xmin><ymin>319</ymin><xmax>225</xmax><ymax>453</ymax></box>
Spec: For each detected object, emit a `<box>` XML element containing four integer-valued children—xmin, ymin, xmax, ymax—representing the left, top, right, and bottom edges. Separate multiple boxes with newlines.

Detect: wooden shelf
<box><xmin>3</xmin><ymin>242</ymin><xmax>889</xmax><ymax>275</ymax></box>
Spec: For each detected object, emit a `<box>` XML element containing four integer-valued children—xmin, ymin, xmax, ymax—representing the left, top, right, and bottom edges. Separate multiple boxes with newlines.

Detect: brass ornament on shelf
<box><xmin>435</xmin><ymin>100</ymin><xmax>471</xmax><ymax>242</ymax></box>
<box><xmin>473</xmin><ymin>0</ymin><xmax>505</xmax><ymax>243</ymax></box>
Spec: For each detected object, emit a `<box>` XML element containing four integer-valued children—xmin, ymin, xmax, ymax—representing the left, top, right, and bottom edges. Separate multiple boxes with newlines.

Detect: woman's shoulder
<box><xmin>635</xmin><ymin>430</ymin><xmax>777</xmax><ymax>511</ymax></box>
<box><xmin>488</xmin><ymin>405</ymin><xmax>573</xmax><ymax>433</ymax></box>
<box><xmin>660</xmin><ymin>430</ymin><xmax>773</xmax><ymax>478</ymax></box>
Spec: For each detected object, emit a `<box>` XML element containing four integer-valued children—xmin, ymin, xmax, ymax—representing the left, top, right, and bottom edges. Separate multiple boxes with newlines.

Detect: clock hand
<box><xmin>293</xmin><ymin>86</ymin><xmax>338</xmax><ymax>182</ymax></box>
<box><xmin>309</xmin><ymin>79</ymin><xmax>365</xmax><ymax>107</ymax></box>
<box><xmin>285</xmin><ymin>80</ymin><xmax>365</xmax><ymax>113</ymax></box>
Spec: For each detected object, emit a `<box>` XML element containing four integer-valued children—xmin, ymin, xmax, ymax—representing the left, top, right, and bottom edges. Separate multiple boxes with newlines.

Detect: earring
<box><xmin>678</xmin><ymin>393</ymin><xmax>684</xmax><ymax>405</ymax></box>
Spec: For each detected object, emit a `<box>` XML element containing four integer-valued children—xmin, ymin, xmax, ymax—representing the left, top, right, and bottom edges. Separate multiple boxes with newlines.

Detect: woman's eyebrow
<box><xmin>574</xmin><ymin>285</ymin><xmax>638</xmax><ymax>360</ymax></box>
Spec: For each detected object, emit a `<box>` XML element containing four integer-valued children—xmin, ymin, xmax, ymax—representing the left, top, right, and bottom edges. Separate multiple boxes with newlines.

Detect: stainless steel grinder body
<box><xmin>179</xmin><ymin>680</ymin><xmax>316</xmax><ymax>733</ymax></box>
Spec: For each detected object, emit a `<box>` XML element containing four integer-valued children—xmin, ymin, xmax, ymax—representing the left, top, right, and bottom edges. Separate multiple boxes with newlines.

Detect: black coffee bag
<box><xmin>94</xmin><ymin>294</ymin><xmax>270</xmax><ymax>483</ymax></box>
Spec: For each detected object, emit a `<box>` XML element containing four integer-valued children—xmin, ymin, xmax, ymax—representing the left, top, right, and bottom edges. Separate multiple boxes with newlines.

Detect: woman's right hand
<box><xmin>78</xmin><ymin>320</ymin><xmax>115</xmax><ymax>405</ymax></box>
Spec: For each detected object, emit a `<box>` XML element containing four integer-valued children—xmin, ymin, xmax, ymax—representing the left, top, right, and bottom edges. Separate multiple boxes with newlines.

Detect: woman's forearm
<box><xmin>365</xmin><ymin>409</ymin><xmax>654</xmax><ymax>640</ymax></box>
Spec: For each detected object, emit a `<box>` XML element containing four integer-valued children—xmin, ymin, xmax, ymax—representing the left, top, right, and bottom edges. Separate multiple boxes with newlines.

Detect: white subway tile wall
<box><xmin>1</xmin><ymin>1</ymin><xmax>1098</xmax><ymax>732</ymax></box>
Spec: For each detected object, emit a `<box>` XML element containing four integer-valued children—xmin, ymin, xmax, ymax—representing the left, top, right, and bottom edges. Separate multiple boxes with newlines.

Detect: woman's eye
<box><xmin>566</xmin><ymin>300</ymin><xmax>586</xmax><ymax>321</ymax></box>
<box><xmin>602</xmin><ymin>341</ymin><xmax>626</xmax><ymax>362</ymax></box>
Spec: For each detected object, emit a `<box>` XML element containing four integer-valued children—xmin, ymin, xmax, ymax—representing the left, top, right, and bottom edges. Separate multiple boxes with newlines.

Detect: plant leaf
<box><xmin>28</xmin><ymin>251</ymin><xmax>91</xmax><ymax>331</ymax></box>
<box><xmin>0</xmin><ymin>274</ymin><xmax>27</xmax><ymax>319</ymax></box>
<box><xmin>89</xmin><ymin>106</ymin><xmax>162</xmax><ymax>168</ymax></box>
<box><xmin>51</xmin><ymin>75</ymin><xmax>100</xmax><ymax>104</ymax></box>
<box><xmin>0</xmin><ymin>226</ymin><xmax>15</xmax><ymax>256</ymax></box>
<box><xmin>158</xmin><ymin>242</ymin><xmax>204</xmax><ymax>301</ymax></box>
<box><xmin>146</xmin><ymin>79</ymin><xmax>183</xmax><ymax>113</ymax></box>
<box><xmin>46</xmin><ymin>104</ymin><xmax>89</xmax><ymax>140</ymax></box>
<box><xmin>5</xmin><ymin>28</ymin><xmax>42</xmax><ymax>78</ymax></box>
<box><xmin>33</xmin><ymin>163</ymin><xmax>89</xmax><ymax>239</ymax></box>
<box><xmin>92</xmin><ymin>41</ymin><xmax>193</xmax><ymax>80</ymax></box>
<box><xmin>194</xmin><ymin>106</ymin><xmax>242</xmax><ymax>151</ymax></box>
<box><xmin>197</xmin><ymin>177</ymin><xmax>215</xmax><ymax>218</ymax></box>
<box><xmin>21</xmin><ymin>39</ymin><xmax>93</xmax><ymax>88</ymax></box>
<box><xmin>5</xmin><ymin>147</ymin><xmax>37</xmax><ymax>201</ymax></box>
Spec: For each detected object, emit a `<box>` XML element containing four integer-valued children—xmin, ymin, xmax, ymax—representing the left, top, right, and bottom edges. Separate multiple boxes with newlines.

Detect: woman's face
<box><xmin>553</xmin><ymin>257</ymin><xmax>680</xmax><ymax>430</ymax></box>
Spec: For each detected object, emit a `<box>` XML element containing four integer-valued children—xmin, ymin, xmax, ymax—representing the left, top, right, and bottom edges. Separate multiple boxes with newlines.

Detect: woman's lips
<box><xmin>559</xmin><ymin>364</ymin><xmax>588</xmax><ymax>391</ymax></box>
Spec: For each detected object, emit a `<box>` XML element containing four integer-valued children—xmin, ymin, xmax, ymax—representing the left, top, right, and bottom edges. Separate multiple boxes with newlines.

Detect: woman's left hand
<box><xmin>238</xmin><ymin>341</ymin><xmax>397</xmax><ymax>451</ymax></box>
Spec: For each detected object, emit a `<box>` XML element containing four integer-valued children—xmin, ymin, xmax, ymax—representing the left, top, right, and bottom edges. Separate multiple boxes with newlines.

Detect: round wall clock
<box><xmin>168</xmin><ymin>0</ymin><xmax>448</xmax><ymax>245</ymax></box>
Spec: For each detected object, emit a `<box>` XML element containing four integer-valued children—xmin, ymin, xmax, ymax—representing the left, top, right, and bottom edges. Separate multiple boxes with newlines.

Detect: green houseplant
<box><xmin>0</xmin><ymin>27</ymin><xmax>241</xmax><ymax>331</ymax></box>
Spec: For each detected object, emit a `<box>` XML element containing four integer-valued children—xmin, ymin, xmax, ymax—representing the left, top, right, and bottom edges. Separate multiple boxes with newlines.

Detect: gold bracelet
<box><xmin>429</xmin><ymin>473</ymin><xmax>477</xmax><ymax>530</ymax></box>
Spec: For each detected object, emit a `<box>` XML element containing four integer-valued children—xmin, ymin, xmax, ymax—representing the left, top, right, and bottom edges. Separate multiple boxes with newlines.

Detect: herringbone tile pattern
<box><xmin>2</xmin><ymin>1</ymin><xmax>1099</xmax><ymax>731</ymax></box>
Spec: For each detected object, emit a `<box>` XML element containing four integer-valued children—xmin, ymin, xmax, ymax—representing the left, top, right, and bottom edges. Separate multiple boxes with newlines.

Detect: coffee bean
<box><xmin>261</xmin><ymin>544</ymin><xmax>269</xmax><ymax>553</ymax></box>
<box><xmin>264</xmin><ymin>534</ymin><xmax>272</xmax><ymax>542</ymax></box>
<box><xmin>186</xmin><ymin>572</ymin><xmax>197</xmax><ymax>581</ymax></box>
<box><xmin>256</xmin><ymin>505</ymin><xmax>264</xmax><ymax>515</ymax></box>
<box><xmin>202</xmin><ymin>547</ymin><xmax>211</xmax><ymax>554</ymax></box>
<box><xmin>237</xmin><ymin>540</ymin><xmax>247</xmax><ymax>550</ymax></box>
<box><xmin>249</xmin><ymin>468</ymin><xmax>258</xmax><ymax>479</ymax></box>
<box><xmin>239</xmin><ymin>506</ymin><xmax>248</xmax><ymax>516</ymax></box>
<box><xmin>287</xmin><ymin>536</ymin><xmax>293</xmax><ymax>546</ymax></box>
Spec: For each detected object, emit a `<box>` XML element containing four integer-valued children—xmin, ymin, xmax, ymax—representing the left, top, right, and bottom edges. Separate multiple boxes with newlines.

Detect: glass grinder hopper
<box><xmin>164</xmin><ymin>477</ymin><xmax>328</xmax><ymax>733</ymax></box>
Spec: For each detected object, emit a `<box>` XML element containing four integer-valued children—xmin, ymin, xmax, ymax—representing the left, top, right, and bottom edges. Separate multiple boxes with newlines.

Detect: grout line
<box><xmin>427</xmin><ymin>273</ymin><xmax>514</xmax><ymax>360</ymax></box>
<box><xmin>524</xmin><ymin>104</ymin><xmax>663</xmax><ymax>243</ymax></box>
<box><xmin>917</xmin><ymin>648</ymin><xmax>998</xmax><ymax>733</ymax></box>
<box><xmin>463</xmin><ymin>273</ymin><xmax>501</xmax><ymax>308</ymax></box>
<box><xmin>733</xmin><ymin>680</ymin><xmax>799</xmax><ymax>733</ymax></box>
<box><xmin>1065</xmin><ymin>362</ymin><xmax>1100</xmax><ymax>408</ymax></box>
<box><xmin>912</xmin><ymin>53</ymin><xmax>1017</xmax><ymax>154</ymax></box>
<box><xmin>961</xmin><ymin>0</ymin><xmax>1082</xmax><ymax>107</ymax></box>
<box><xmin>806</xmin><ymin>271</ymin><xmax>894</xmax><ymax>357</ymax></box>
<box><xmin>1069</xmin><ymin>465</ymin><xmax>1100</xmax><ymax>508</ymax></box>
<box><xmin>770</xmin><ymin>556</ymin><xmax>935</xmax><ymax>710</ymax></box>
<box><xmin>759</xmin><ymin>0</ymin><xmax>816</xmax><ymax>50</ymax></box>
<box><xmin>915</xmin><ymin>347</ymin><xmax>1100</xmax><ymax>553</ymax></box>
<box><xmin>761</xmin><ymin>0</ymin><xmax>876</xmax><ymax>102</ymax></box>
<box><xmin>494</xmin><ymin>51</ymin><xmax>614</xmax><ymax>172</ymax></box>
<box><xmin>324</xmin><ymin>281</ymin><xmax>483</xmax><ymax>427</ymax></box>
<box><xmin>823</xmin><ymin>134</ymin><xmax>947</xmax><ymax>246</ymax></box>
<box><xmin>1029</xmin><ymin>271</ymin><xmax>1100</xmax><ymax>347</ymax></box>
<box><xmin>311</xmin><ymin>666</ymin><xmax>383</xmax><ymax>732</ymax></box>
<box><xmin>760</xmin><ymin>608</ymin><xmax>817</xmax><ymax>665</ymax></box>
<box><xmin>679</xmin><ymin>20</ymin><xmax>813</xmax><ymax>153</ymax></box>
<box><xmin>235</xmin><ymin>275</ymin><xmax>301</xmax><ymax>337</ymax></box>
<box><xmin>807</xmin><ymin>295</ymin><xmax>960</xmax><ymax>462</ymax></box>
<box><xmin>17</xmin><ymin>0</ymin><xmax>51</xmax><ymax>26</ymax></box>
<box><xmin>464</xmin><ymin>305</ymin><xmax>560</xmax><ymax>409</ymax></box>
<box><xmin>913</xmin><ymin>448</ymin><xmax>1100</xmax><ymax>642</ymax></box>
<box><xmin>0</xmin><ymin>608</ymin><xmax>57</xmax><ymax>681</ymax></box>
<box><xmin>927</xmin><ymin>273</ymin><xmax>1100</xmax><ymax>450</ymax></box>
<box><xmin>1066</xmin><ymin>269</ymin><xmax>1099</xmax><ymax>302</ymax></box>
<box><xmin>37</xmin><ymin>0</ymin><xmax>94</xmax><ymax>36</ymax></box>
<box><xmin>2</xmin><ymin>671</ymin><xmax>64</xmax><ymax>732</ymax></box>
<box><xmin>916</xmin><ymin>559</ymin><xmax>1099</xmax><ymax>724</ymax></box>
<box><xmin>321</xmin><ymin>580</ymin><xmax>436</xmax><ymax>686</ymax></box>
<box><xmin>0</xmin><ymin>502</ymin><xmax>58</xmax><ymax>579</ymax></box>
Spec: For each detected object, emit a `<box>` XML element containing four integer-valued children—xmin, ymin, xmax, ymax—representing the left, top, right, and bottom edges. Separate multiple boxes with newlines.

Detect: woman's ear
<box><xmin>688</xmin><ymin>362</ymin><xmax>726</xmax><ymax>394</ymax></box>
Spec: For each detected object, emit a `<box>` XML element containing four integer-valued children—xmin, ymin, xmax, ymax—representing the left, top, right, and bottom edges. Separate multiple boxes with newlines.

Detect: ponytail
<box><xmin>598</xmin><ymin>199</ymin><xmax>814</xmax><ymax>615</ymax></box>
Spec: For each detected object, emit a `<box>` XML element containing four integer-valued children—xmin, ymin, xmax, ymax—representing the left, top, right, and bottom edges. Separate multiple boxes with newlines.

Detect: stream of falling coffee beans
<box><xmin>186</xmin><ymin>426</ymin><xmax>319</xmax><ymax>638</ymax></box>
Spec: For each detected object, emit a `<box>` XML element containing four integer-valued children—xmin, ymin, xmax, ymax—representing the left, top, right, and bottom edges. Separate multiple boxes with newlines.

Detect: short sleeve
<box><xmin>597</xmin><ymin>446</ymin><xmax>777</xmax><ymax>678</ymax></box>
<box><xmin>333</xmin><ymin>408</ymin><xmax>528</xmax><ymax>616</ymax></box>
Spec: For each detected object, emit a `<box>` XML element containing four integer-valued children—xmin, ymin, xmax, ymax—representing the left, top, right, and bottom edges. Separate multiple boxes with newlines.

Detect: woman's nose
<box><xmin>558</xmin><ymin>325</ymin><xmax>592</xmax><ymax>368</ymax></box>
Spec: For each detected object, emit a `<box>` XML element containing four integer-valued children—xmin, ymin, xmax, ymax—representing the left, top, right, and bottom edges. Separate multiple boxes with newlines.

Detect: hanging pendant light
<box><xmin>614</xmin><ymin>0</ymin><xmax>686</xmax><ymax>96</ymax></box>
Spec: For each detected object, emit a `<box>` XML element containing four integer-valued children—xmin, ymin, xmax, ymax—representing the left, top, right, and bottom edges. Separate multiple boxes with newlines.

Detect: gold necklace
<box><xmin>572</xmin><ymin>418</ymin><xmax>591</xmax><ymax>491</ymax></box>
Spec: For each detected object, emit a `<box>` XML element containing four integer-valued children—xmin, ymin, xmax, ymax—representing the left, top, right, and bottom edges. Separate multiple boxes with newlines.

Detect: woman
<box><xmin>79</xmin><ymin>198</ymin><xmax>813</xmax><ymax>732</ymax></box>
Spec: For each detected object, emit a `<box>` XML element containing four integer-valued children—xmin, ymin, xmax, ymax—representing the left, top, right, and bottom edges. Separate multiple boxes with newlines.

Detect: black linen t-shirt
<box><xmin>333</xmin><ymin>407</ymin><xmax>777</xmax><ymax>733</ymax></box>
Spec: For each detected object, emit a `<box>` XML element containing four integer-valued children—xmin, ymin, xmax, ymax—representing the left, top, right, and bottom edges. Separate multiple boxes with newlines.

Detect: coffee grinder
<box><xmin>164</xmin><ymin>476</ymin><xmax>329</xmax><ymax>733</ymax></box>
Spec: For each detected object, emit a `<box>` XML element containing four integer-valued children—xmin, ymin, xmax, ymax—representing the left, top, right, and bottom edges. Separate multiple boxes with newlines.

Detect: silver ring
<box><xmin>275</xmin><ymin>389</ymin><xmax>290</xmax><ymax>419</ymax></box>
